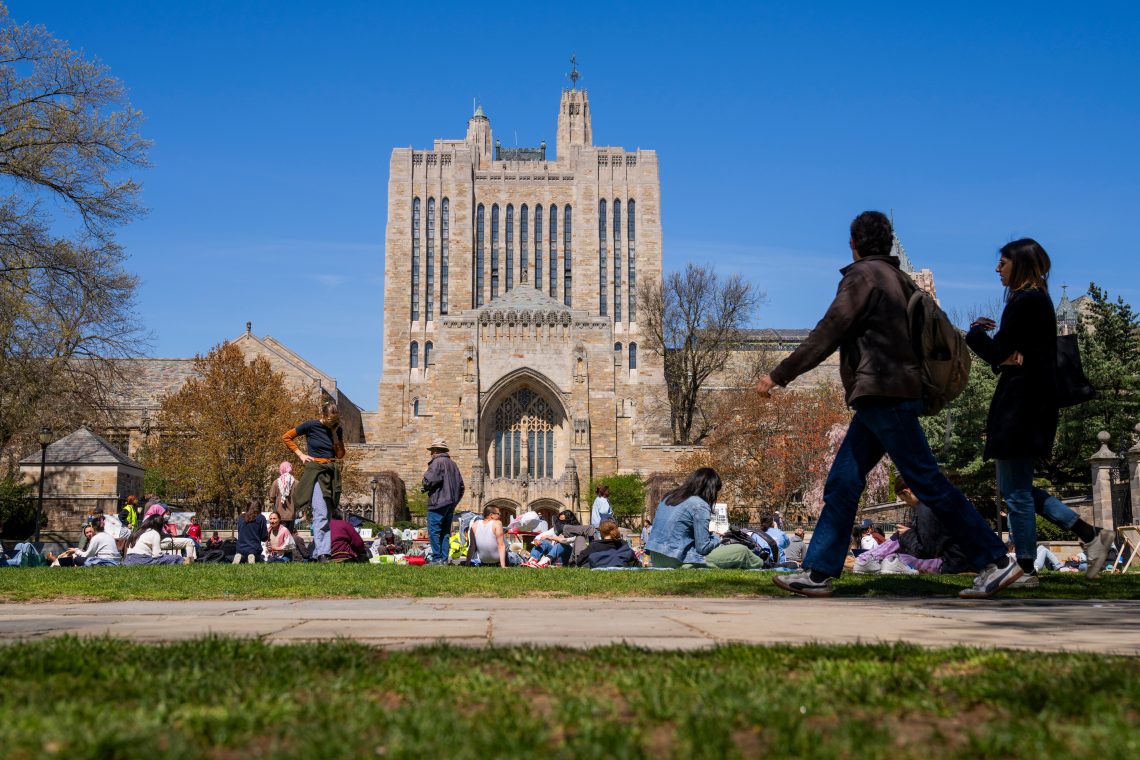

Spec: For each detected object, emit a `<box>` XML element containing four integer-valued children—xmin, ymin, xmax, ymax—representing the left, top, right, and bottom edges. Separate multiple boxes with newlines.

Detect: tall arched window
<box><xmin>614</xmin><ymin>341</ymin><xmax>622</xmax><ymax>366</ymax></box>
<box><xmin>493</xmin><ymin>388</ymin><xmax>555</xmax><ymax>479</ymax></box>
<box><xmin>490</xmin><ymin>204</ymin><xmax>500</xmax><ymax>300</ymax></box>
<box><xmin>505</xmin><ymin>204</ymin><xmax>514</xmax><ymax>291</ymax></box>
<box><xmin>613</xmin><ymin>199</ymin><xmax>622</xmax><ymax>322</ymax></box>
<box><xmin>628</xmin><ymin>342</ymin><xmax>638</xmax><ymax>370</ymax></box>
<box><xmin>598</xmin><ymin>199</ymin><xmax>607</xmax><ymax>315</ymax></box>
<box><xmin>412</xmin><ymin>398</ymin><xmax>420</xmax><ymax>417</ymax></box>
<box><xmin>627</xmin><ymin>199</ymin><xmax>636</xmax><ymax>320</ymax></box>
<box><xmin>424</xmin><ymin>341</ymin><xmax>433</xmax><ymax>368</ymax></box>
<box><xmin>563</xmin><ymin>205</ymin><xmax>572</xmax><ymax>306</ymax></box>
<box><xmin>520</xmin><ymin>203</ymin><xmax>529</xmax><ymax>284</ymax></box>
<box><xmin>426</xmin><ymin>197</ymin><xmax>435</xmax><ymax>320</ymax></box>
<box><xmin>475</xmin><ymin>204</ymin><xmax>485</xmax><ymax>307</ymax></box>
<box><xmin>440</xmin><ymin>198</ymin><xmax>450</xmax><ymax>315</ymax></box>
<box><xmin>411</xmin><ymin>197</ymin><xmax>421</xmax><ymax>322</ymax></box>
<box><xmin>410</xmin><ymin>341</ymin><xmax>419</xmax><ymax>369</ymax></box>
<box><xmin>548</xmin><ymin>205</ymin><xmax>558</xmax><ymax>299</ymax></box>
<box><xmin>534</xmin><ymin>204</ymin><xmax>543</xmax><ymax>290</ymax></box>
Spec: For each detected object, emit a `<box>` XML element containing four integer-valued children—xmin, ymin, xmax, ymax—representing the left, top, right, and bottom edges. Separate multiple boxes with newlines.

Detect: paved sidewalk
<box><xmin>1</xmin><ymin>597</ymin><xmax>1136</xmax><ymax>654</ymax></box>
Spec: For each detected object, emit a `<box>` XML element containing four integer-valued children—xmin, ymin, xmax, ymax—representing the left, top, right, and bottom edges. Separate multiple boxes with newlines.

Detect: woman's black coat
<box><xmin>965</xmin><ymin>288</ymin><xmax>1058</xmax><ymax>460</ymax></box>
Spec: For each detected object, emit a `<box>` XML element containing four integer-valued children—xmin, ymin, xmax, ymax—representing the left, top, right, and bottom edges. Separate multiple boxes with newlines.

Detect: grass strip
<box><xmin>1</xmin><ymin>564</ymin><xmax>1138</xmax><ymax>602</ymax></box>
<box><xmin>0</xmin><ymin>637</ymin><xmax>1137</xmax><ymax>759</ymax></box>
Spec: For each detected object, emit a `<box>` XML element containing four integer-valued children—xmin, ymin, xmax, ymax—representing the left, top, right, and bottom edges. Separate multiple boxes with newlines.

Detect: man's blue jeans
<box><xmin>427</xmin><ymin>505</ymin><xmax>455</xmax><ymax>563</ymax></box>
<box><xmin>803</xmin><ymin>398</ymin><xmax>1006</xmax><ymax>577</ymax></box>
<box><xmin>996</xmin><ymin>457</ymin><xmax>1079</xmax><ymax>561</ymax></box>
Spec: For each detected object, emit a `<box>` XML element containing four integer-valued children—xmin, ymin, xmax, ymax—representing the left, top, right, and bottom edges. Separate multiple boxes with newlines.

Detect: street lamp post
<box><xmin>34</xmin><ymin>427</ymin><xmax>51</xmax><ymax>543</ymax></box>
<box><xmin>370</xmin><ymin>476</ymin><xmax>379</xmax><ymax>523</ymax></box>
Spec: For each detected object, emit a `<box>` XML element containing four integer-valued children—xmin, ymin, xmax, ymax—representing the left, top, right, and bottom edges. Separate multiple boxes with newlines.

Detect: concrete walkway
<box><xmin>2</xmin><ymin>597</ymin><xmax>1138</xmax><ymax>654</ymax></box>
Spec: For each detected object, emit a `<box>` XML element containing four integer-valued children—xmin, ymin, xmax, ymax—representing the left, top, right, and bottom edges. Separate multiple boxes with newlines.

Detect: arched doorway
<box><xmin>485</xmin><ymin>499</ymin><xmax>520</xmax><ymax>524</ymax></box>
<box><xmin>528</xmin><ymin>498</ymin><xmax>563</xmax><ymax>527</ymax></box>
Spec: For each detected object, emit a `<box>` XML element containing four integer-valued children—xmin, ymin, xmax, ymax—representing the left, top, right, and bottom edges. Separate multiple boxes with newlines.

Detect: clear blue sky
<box><xmin>12</xmin><ymin>1</ymin><xmax>1140</xmax><ymax>408</ymax></box>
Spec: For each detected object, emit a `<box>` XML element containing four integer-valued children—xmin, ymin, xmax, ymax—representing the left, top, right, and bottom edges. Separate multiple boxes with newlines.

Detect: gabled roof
<box><xmin>475</xmin><ymin>286</ymin><xmax>570</xmax><ymax>312</ymax></box>
<box><xmin>891</xmin><ymin>232</ymin><xmax>915</xmax><ymax>274</ymax></box>
<box><xmin>20</xmin><ymin>427</ymin><xmax>142</xmax><ymax>468</ymax></box>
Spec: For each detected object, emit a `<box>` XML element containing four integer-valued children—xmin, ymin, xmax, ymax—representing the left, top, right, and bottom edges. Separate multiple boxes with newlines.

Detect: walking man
<box><xmin>422</xmin><ymin>439</ymin><xmax>465</xmax><ymax>565</ymax></box>
<box><xmin>756</xmin><ymin>211</ymin><xmax>1021</xmax><ymax>599</ymax></box>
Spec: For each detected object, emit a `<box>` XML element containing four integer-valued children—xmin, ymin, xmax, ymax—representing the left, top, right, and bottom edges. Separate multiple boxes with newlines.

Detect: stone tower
<box><xmin>556</xmin><ymin>88</ymin><xmax>592</xmax><ymax>159</ymax></box>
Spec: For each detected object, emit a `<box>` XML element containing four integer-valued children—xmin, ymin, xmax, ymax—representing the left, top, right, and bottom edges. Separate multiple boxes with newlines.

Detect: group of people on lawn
<box><xmin>5</xmin><ymin>214</ymin><xmax>1122</xmax><ymax>593</ymax></box>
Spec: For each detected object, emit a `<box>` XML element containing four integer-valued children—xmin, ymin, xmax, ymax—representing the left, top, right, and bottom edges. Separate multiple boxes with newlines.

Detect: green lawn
<box><xmin>0</xmin><ymin>637</ymin><xmax>1136</xmax><ymax>759</ymax></box>
<box><xmin>1</xmin><ymin>564</ymin><xmax>1138</xmax><ymax>602</ymax></box>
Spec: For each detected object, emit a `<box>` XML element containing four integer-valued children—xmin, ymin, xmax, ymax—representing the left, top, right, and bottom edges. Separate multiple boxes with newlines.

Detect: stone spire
<box><xmin>556</xmin><ymin>58</ymin><xmax>591</xmax><ymax>160</ymax></box>
<box><xmin>466</xmin><ymin>103</ymin><xmax>492</xmax><ymax>168</ymax></box>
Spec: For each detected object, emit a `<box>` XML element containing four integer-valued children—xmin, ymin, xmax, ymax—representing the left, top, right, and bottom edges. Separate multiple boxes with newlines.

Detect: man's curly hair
<box><xmin>850</xmin><ymin>211</ymin><xmax>894</xmax><ymax>259</ymax></box>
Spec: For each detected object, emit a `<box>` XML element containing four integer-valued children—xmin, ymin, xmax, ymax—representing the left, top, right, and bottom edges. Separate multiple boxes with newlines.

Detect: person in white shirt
<box><xmin>54</xmin><ymin>517</ymin><xmax>121</xmax><ymax>566</ymax></box>
<box><xmin>590</xmin><ymin>485</ymin><xmax>614</xmax><ymax>528</ymax></box>
<box><xmin>265</xmin><ymin>511</ymin><xmax>295</xmax><ymax>562</ymax></box>
<box><xmin>124</xmin><ymin>514</ymin><xmax>186</xmax><ymax>565</ymax></box>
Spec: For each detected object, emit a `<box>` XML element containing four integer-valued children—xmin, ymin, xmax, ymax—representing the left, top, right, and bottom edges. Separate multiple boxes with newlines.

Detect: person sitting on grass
<box><xmin>265</xmin><ymin>511</ymin><xmax>294</xmax><ymax>562</ymax></box>
<box><xmin>233</xmin><ymin>499</ymin><xmax>268</xmax><ymax>564</ymax></box>
<box><xmin>578</xmin><ymin>520</ymin><xmax>639</xmax><ymax>569</ymax></box>
<box><xmin>328</xmin><ymin>511</ymin><xmax>368</xmax><ymax>563</ymax></box>
<box><xmin>645</xmin><ymin>468</ymin><xmax>766</xmax><ymax>570</ymax></box>
<box><xmin>124</xmin><ymin>514</ymin><xmax>187</xmax><ymax>566</ymax></box>
<box><xmin>52</xmin><ymin>517</ymin><xmax>121</xmax><ymax>567</ymax></box>
<box><xmin>467</xmin><ymin>504</ymin><xmax>519</xmax><ymax>567</ymax></box>
<box><xmin>525</xmin><ymin>510</ymin><xmax>578</xmax><ymax>568</ymax></box>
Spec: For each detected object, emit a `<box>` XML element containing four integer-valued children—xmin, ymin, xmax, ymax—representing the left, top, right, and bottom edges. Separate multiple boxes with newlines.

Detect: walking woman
<box><xmin>283</xmin><ymin>401</ymin><xmax>345</xmax><ymax>563</ymax></box>
<box><xmin>967</xmin><ymin>238</ymin><xmax>1116</xmax><ymax>582</ymax></box>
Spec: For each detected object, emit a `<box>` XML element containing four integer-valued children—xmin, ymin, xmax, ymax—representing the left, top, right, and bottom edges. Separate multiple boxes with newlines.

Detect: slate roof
<box><xmin>475</xmin><ymin>286</ymin><xmax>570</xmax><ymax>312</ymax></box>
<box><xmin>20</xmin><ymin>426</ymin><xmax>142</xmax><ymax>468</ymax></box>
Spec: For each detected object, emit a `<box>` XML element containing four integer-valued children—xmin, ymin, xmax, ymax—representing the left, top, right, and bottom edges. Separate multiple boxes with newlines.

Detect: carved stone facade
<box><xmin>359</xmin><ymin>83</ymin><xmax>680</xmax><ymax>520</ymax></box>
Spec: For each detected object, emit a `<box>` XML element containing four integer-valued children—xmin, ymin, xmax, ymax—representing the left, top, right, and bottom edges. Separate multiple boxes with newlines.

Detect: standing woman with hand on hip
<box><xmin>283</xmin><ymin>401</ymin><xmax>345</xmax><ymax>563</ymax></box>
<box><xmin>966</xmin><ymin>239</ymin><xmax>1116</xmax><ymax>583</ymax></box>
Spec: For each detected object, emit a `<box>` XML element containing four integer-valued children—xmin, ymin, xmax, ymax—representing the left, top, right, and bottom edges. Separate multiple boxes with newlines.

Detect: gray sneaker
<box><xmin>1081</xmin><ymin>528</ymin><xmax>1116</xmax><ymax>579</ymax></box>
<box><xmin>959</xmin><ymin>560</ymin><xmax>1023</xmax><ymax>599</ymax></box>
<box><xmin>773</xmin><ymin>570</ymin><xmax>833</xmax><ymax>598</ymax></box>
<box><xmin>1010</xmin><ymin>572</ymin><xmax>1040</xmax><ymax>589</ymax></box>
<box><xmin>853</xmin><ymin>554</ymin><xmax>881</xmax><ymax>574</ymax></box>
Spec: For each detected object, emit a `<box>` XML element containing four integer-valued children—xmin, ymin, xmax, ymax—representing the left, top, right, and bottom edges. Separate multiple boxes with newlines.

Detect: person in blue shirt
<box><xmin>644</xmin><ymin>468</ymin><xmax>723</xmax><ymax>568</ymax></box>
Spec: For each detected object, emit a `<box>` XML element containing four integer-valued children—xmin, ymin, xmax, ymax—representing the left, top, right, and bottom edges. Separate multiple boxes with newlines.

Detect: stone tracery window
<box><xmin>440</xmin><ymin>198</ymin><xmax>449</xmax><ymax>315</ymax></box>
<box><xmin>563</xmin><ymin>205</ymin><xmax>572</xmax><ymax>306</ymax></box>
<box><xmin>475</xmin><ymin>204</ymin><xmax>485</xmax><ymax>307</ymax></box>
<box><xmin>627</xmin><ymin>199</ymin><xmax>636</xmax><ymax>320</ymax></box>
<box><xmin>426</xmin><ymin>197</ymin><xmax>435</xmax><ymax>320</ymax></box>
<box><xmin>534</xmin><ymin>204</ymin><xmax>543</xmax><ymax>290</ymax></box>
<box><xmin>520</xmin><ymin>204</ymin><xmax>529</xmax><ymax>284</ymax></box>
<box><xmin>505</xmin><ymin>204</ymin><xmax>514</xmax><ymax>291</ymax></box>
<box><xmin>613</xmin><ymin>199</ymin><xmax>621</xmax><ymax>322</ymax></box>
<box><xmin>548</xmin><ymin>205</ymin><xmax>558</xmax><ymax>299</ymax></box>
<box><xmin>598</xmin><ymin>199</ymin><xmax>607</xmax><ymax>315</ymax></box>
<box><xmin>491</xmin><ymin>204</ymin><xmax>500</xmax><ymax>300</ymax></box>
<box><xmin>411</xmin><ymin>197</ymin><xmax>421</xmax><ymax>322</ymax></box>
<box><xmin>492</xmin><ymin>388</ymin><xmax>555</xmax><ymax>480</ymax></box>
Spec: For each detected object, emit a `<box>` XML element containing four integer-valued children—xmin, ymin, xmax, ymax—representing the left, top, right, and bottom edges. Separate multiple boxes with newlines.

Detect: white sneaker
<box><xmin>880</xmin><ymin>554</ymin><xmax>918</xmax><ymax>575</ymax></box>
<box><xmin>960</xmin><ymin>560</ymin><xmax>1023</xmax><ymax>599</ymax></box>
<box><xmin>1010</xmin><ymin>573</ymin><xmax>1040</xmax><ymax>589</ymax></box>
<box><xmin>853</xmin><ymin>554</ymin><xmax>881</xmax><ymax>574</ymax></box>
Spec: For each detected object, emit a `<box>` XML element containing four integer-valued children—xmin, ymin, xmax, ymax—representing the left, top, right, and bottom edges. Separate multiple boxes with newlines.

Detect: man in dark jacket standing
<box><xmin>756</xmin><ymin>211</ymin><xmax>1019</xmax><ymax>599</ymax></box>
<box><xmin>422</xmin><ymin>438</ymin><xmax>465</xmax><ymax>565</ymax></box>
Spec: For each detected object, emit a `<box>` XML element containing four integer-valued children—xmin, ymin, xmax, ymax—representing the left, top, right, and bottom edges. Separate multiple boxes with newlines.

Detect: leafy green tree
<box><xmin>1045</xmin><ymin>284</ymin><xmax>1140</xmax><ymax>488</ymax></box>
<box><xmin>0</xmin><ymin>473</ymin><xmax>33</xmax><ymax>535</ymax></box>
<box><xmin>589</xmin><ymin>473</ymin><xmax>646</xmax><ymax>527</ymax></box>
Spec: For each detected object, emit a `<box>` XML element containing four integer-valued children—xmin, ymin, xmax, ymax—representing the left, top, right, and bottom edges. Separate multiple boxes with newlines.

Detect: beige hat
<box><xmin>427</xmin><ymin>438</ymin><xmax>449</xmax><ymax>451</ymax></box>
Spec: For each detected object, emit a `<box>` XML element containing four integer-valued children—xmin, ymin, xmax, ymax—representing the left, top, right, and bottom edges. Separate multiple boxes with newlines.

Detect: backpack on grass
<box><xmin>904</xmin><ymin>280</ymin><xmax>971</xmax><ymax>416</ymax></box>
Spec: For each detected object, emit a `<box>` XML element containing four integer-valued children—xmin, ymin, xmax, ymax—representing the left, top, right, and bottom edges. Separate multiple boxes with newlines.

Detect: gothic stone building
<box><xmin>357</xmin><ymin>85</ymin><xmax>680</xmax><ymax>520</ymax></box>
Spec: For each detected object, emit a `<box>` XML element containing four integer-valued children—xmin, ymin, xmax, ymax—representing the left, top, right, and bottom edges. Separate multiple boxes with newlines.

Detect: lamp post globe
<box><xmin>34</xmin><ymin>427</ymin><xmax>51</xmax><ymax>543</ymax></box>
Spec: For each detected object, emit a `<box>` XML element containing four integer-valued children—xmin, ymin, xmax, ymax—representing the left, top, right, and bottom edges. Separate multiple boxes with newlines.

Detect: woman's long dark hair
<box><xmin>663</xmin><ymin>467</ymin><xmax>722</xmax><ymax>507</ymax></box>
<box><xmin>129</xmin><ymin>514</ymin><xmax>165</xmax><ymax>548</ymax></box>
<box><xmin>554</xmin><ymin>509</ymin><xmax>580</xmax><ymax>534</ymax></box>
<box><xmin>1000</xmin><ymin>238</ymin><xmax>1050</xmax><ymax>301</ymax></box>
<box><xmin>242</xmin><ymin>499</ymin><xmax>262</xmax><ymax>524</ymax></box>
